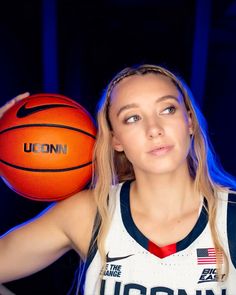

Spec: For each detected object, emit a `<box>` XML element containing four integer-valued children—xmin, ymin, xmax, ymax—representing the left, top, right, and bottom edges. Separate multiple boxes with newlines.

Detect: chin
<box><xmin>145</xmin><ymin>160</ymin><xmax>187</xmax><ymax>176</ymax></box>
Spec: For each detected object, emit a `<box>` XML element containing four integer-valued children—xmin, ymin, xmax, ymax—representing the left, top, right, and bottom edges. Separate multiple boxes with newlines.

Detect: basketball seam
<box><xmin>0</xmin><ymin>123</ymin><xmax>96</xmax><ymax>139</ymax></box>
<box><xmin>0</xmin><ymin>158</ymin><xmax>92</xmax><ymax>172</ymax></box>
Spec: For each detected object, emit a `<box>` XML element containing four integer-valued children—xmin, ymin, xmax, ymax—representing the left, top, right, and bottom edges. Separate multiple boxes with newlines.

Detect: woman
<box><xmin>0</xmin><ymin>64</ymin><xmax>236</xmax><ymax>294</ymax></box>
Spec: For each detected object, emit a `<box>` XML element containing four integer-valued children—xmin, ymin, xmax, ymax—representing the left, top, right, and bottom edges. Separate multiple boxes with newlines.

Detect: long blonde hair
<box><xmin>90</xmin><ymin>64</ymin><xmax>236</xmax><ymax>279</ymax></box>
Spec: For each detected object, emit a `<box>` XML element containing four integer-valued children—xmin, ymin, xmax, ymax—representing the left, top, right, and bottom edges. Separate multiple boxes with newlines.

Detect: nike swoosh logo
<box><xmin>106</xmin><ymin>252</ymin><xmax>134</xmax><ymax>263</ymax></box>
<box><xmin>16</xmin><ymin>102</ymin><xmax>77</xmax><ymax>118</ymax></box>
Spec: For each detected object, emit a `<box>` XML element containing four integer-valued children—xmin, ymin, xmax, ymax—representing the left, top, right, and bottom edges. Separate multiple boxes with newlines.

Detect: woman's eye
<box><xmin>161</xmin><ymin>106</ymin><xmax>176</xmax><ymax>115</ymax></box>
<box><xmin>124</xmin><ymin>115</ymin><xmax>141</xmax><ymax>124</ymax></box>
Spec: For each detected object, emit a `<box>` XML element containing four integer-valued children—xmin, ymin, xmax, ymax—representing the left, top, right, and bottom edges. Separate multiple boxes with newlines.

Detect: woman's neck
<box><xmin>131</xmin><ymin>165</ymin><xmax>200</xmax><ymax>219</ymax></box>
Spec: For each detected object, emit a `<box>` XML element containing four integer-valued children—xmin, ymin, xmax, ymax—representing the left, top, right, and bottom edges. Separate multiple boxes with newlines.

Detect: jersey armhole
<box><xmin>227</xmin><ymin>193</ymin><xmax>236</xmax><ymax>269</ymax></box>
<box><xmin>69</xmin><ymin>210</ymin><xmax>100</xmax><ymax>295</ymax></box>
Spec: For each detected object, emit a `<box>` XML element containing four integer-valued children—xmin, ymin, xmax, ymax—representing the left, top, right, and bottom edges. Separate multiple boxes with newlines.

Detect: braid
<box><xmin>104</xmin><ymin>64</ymin><xmax>187</xmax><ymax>130</ymax></box>
<box><xmin>107</xmin><ymin>65</ymin><xmax>166</xmax><ymax>97</ymax></box>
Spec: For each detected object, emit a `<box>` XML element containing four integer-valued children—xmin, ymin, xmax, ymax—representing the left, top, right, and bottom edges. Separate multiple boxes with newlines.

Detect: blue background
<box><xmin>0</xmin><ymin>0</ymin><xmax>236</xmax><ymax>294</ymax></box>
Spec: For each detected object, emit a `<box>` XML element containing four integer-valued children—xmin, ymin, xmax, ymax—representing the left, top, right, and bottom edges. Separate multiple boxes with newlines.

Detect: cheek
<box><xmin>113</xmin><ymin>124</ymin><xmax>143</xmax><ymax>143</ymax></box>
<box><xmin>179</xmin><ymin>127</ymin><xmax>192</xmax><ymax>154</ymax></box>
<box><xmin>169</xmin><ymin>119</ymin><xmax>190</xmax><ymax>145</ymax></box>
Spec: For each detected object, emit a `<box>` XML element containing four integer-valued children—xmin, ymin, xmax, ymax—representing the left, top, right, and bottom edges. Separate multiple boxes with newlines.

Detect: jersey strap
<box><xmin>227</xmin><ymin>193</ymin><xmax>236</xmax><ymax>268</ymax></box>
<box><xmin>77</xmin><ymin>211</ymin><xmax>100</xmax><ymax>294</ymax></box>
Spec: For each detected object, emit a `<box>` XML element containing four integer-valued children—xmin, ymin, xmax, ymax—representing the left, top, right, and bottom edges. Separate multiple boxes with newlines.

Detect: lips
<box><xmin>148</xmin><ymin>145</ymin><xmax>173</xmax><ymax>156</ymax></box>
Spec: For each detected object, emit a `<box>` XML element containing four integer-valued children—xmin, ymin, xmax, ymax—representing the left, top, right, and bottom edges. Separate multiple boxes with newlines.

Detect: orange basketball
<box><xmin>0</xmin><ymin>93</ymin><xmax>96</xmax><ymax>201</ymax></box>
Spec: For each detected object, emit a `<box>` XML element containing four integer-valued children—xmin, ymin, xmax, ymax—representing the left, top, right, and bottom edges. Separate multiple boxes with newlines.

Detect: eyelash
<box><xmin>124</xmin><ymin>114</ymin><xmax>141</xmax><ymax>124</ymax></box>
<box><xmin>161</xmin><ymin>105</ymin><xmax>176</xmax><ymax>114</ymax></box>
<box><xmin>123</xmin><ymin>105</ymin><xmax>177</xmax><ymax>124</ymax></box>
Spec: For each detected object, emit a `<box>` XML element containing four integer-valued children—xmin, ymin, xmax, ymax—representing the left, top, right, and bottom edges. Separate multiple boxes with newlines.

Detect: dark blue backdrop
<box><xmin>0</xmin><ymin>0</ymin><xmax>236</xmax><ymax>294</ymax></box>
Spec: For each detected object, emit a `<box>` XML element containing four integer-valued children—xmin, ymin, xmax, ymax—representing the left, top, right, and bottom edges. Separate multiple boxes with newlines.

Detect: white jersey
<box><xmin>81</xmin><ymin>181</ymin><xmax>236</xmax><ymax>295</ymax></box>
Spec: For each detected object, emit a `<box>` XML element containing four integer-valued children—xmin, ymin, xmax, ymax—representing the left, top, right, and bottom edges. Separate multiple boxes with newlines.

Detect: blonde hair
<box><xmin>90</xmin><ymin>64</ymin><xmax>236</xmax><ymax>282</ymax></box>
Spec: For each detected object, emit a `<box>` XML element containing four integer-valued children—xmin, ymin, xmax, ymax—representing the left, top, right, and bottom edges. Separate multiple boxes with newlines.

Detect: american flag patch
<box><xmin>197</xmin><ymin>248</ymin><xmax>223</xmax><ymax>265</ymax></box>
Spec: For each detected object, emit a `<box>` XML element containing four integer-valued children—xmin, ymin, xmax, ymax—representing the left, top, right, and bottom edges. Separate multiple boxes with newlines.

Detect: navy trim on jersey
<box><xmin>227</xmin><ymin>193</ymin><xmax>236</xmax><ymax>269</ymax></box>
<box><xmin>120</xmin><ymin>180</ymin><xmax>209</xmax><ymax>258</ymax></box>
<box><xmin>120</xmin><ymin>181</ymin><xmax>149</xmax><ymax>250</ymax></box>
<box><xmin>77</xmin><ymin>212</ymin><xmax>100</xmax><ymax>294</ymax></box>
<box><xmin>177</xmin><ymin>199</ymin><xmax>208</xmax><ymax>252</ymax></box>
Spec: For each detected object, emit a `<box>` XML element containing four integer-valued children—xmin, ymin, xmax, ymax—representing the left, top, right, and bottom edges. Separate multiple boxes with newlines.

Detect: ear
<box><xmin>187</xmin><ymin>111</ymin><xmax>193</xmax><ymax>135</ymax></box>
<box><xmin>111</xmin><ymin>133</ymin><xmax>124</xmax><ymax>152</ymax></box>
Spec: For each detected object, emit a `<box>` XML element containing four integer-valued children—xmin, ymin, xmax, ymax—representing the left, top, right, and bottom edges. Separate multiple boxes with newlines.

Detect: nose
<box><xmin>146</xmin><ymin>118</ymin><xmax>164</xmax><ymax>139</ymax></box>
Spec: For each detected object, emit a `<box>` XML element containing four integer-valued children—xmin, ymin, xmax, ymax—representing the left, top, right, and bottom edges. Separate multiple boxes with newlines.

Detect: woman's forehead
<box><xmin>110</xmin><ymin>73</ymin><xmax>182</xmax><ymax>104</ymax></box>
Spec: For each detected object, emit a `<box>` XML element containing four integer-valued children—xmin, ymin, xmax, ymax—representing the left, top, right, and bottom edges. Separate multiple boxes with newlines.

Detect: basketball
<box><xmin>0</xmin><ymin>93</ymin><xmax>96</xmax><ymax>201</ymax></box>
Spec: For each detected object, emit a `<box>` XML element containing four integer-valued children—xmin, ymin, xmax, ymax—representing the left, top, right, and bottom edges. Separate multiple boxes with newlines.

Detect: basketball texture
<box><xmin>0</xmin><ymin>94</ymin><xmax>96</xmax><ymax>201</ymax></box>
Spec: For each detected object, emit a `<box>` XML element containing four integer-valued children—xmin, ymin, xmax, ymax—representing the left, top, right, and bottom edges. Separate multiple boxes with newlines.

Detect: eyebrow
<box><xmin>116</xmin><ymin>95</ymin><xmax>180</xmax><ymax>117</ymax></box>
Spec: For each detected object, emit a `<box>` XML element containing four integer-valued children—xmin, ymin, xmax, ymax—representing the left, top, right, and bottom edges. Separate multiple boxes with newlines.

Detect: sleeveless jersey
<box><xmin>82</xmin><ymin>181</ymin><xmax>236</xmax><ymax>295</ymax></box>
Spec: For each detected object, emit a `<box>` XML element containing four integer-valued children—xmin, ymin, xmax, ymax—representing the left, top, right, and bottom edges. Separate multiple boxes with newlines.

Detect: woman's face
<box><xmin>108</xmin><ymin>73</ymin><xmax>193</xmax><ymax>177</ymax></box>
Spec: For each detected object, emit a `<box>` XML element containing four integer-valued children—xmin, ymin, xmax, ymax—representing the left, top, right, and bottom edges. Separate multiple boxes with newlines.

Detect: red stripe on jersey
<box><xmin>148</xmin><ymin>240</ymin><xmax>177</xmax><ymax>258</ymax></box>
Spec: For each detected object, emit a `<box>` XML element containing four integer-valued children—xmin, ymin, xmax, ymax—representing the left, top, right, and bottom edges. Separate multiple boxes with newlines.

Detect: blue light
<box><xmin>42</xmin><ymin>0</ymin><xmax>59</xmax><ymax>93</ymax></box>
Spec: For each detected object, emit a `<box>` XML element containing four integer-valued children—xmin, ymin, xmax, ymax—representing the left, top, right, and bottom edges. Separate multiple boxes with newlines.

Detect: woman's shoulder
<box><xmin>49</xmin><ymin>188</ymin><xmax>98</xmax><ymax>258</ymax></box>
<box><xmin>58</xmin><ymin>188</ymin><xmax>96</xmax><ymax>209</ymax></box>
<box><xmin>50</xmin><ymin>188</ymin><xmax>97</xmax><ymax>220</ymax></box>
